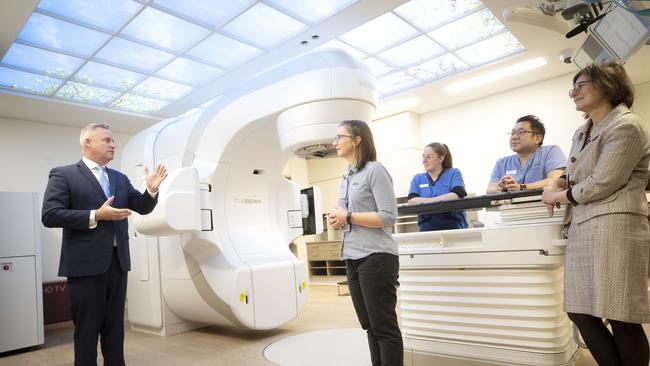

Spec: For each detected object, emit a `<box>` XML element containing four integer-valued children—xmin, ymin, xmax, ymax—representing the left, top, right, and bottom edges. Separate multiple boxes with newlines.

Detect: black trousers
<box><xmin>68</xmin><ymin>247</ymin><xmax>127</xmax><ymax>366</ymax></box>
<box><xmin>346</xmin><ymin>252</ymin><xmax>403</xmax><ymax>366</ymax></box>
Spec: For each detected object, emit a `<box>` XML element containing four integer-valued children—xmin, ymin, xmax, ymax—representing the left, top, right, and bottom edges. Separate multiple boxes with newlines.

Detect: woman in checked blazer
<box><xmin>543</xmin><ymin>61</ymin><xmax>650</xmax><ymax>366</ymax></box>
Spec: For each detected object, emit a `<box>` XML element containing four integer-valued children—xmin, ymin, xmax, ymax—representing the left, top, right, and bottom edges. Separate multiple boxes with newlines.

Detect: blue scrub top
<box><xmin>409</xmin><ymin>168</ymin><xmax>468</xmax><ymax>231</ymax></box>
<box><xmin>490</xmin><ymin>145</ymin><xmax>566</xmax><ymax>184</ymax></box>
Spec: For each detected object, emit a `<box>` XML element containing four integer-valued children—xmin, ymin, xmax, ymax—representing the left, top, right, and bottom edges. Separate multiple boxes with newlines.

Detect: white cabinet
<box><xmin>0</xmin><ymin>192</ymin><xmax>44</xmax><ymax>353</ymax></box>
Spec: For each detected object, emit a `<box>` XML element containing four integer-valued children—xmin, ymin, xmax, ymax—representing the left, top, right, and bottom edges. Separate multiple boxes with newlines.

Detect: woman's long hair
<box><xmin>339</xmin><ymin>120</ymin><xmax>377</xmax><ymax>171</ymax></box>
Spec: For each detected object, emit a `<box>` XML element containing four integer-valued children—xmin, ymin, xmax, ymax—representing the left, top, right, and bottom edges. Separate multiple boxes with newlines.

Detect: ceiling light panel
<box><xmin>17</xmin><ymin>13</ymin><xmax>110</xmax><ymax>57</ymax></box>
<box><xmin>156</xmin><ymin>58</ymin><xmax>225</xmax><ymax>87</ymax></box>
<box><xmin>340</xmin><ymin>12</ymin><xmax>418</xmax><ymax>53</ymax></box>
<box><xmin>132</xmin><ymin>77</ymin><xmax>195</xmax><ymax>101</ymax></box>
<box><xmin>94</xmin><ymin>38</ymin><xmax>175</xmax><ymax>73</ymax></box>
<box><xmin>112</xmin><ymin>93</ymin><xmax>169</xmax><ymax>114</ymax></box>
<box><xmin>266</xmin><ymin>0</ymin><xmax>357</xmax><ymax>23</ymax></box>
<box><xmin>394</xmin><ymin>0</ymin><xmax>482</xmax><ymax>31</ymax></box>
<box><xmin>36</xmin><ymin>0</ymin><xmax>142</xmax><ymax>32</ymax></box>
<box><xmin>121</xmin><ymin>7</ymin><xmax>209</xmax><ymax>52</ymax></box>
<box><xmin>375</xmin><ymin>35</ymin><xmax>445</xmax><ymax>67</ymax></box>
<box><xmin>0</xmin><ymin>0</ymin><xmax>528</xmax><ymax>115</ymax></box>
<box><xmin>153</xmin><ymin>0</ymin><xmax>255</xmax><ymax>28</ymax></box>
<box><xmin>186</xmin><ymin>33</ymin><xmax>262</xmax><ymax>69</ymax></box>
<box><xmin>428</xmin><ymin>8</ymin><xmax>505</xmax><ymax>50</ymax></box>
<box><xmin>73</xmin><ymin>61</ymin><xmax>146</xmax><ymax>90</ymax></box>
<box><xmin>376</xmin><ymin>71</ymin><xmax>420</xmax><ymax>96</ymax></box>
<box><xmin>55</xmin><ymin>81</ymin><xmax>121</xmax><ymax>105</ymax></box>
<box><xmin>1</xmin><ymin>43</ymin><xmax>85</xmax><ymax>78</ymax></box>
<box><xmin>222</xmin><ymin>3</ymin><xmax>307</xmax><ymax>48</ymax></box>
<box><xmin>362</xmin><ymin>57</ymin><xmax>395</xmax><ymax>77</ymax></box>
<box><xmin>455</xmin><ymin>32</ymin><xmax>524</xmax><ymax>66</ymax></box>
<box><xmin>0</xmin><ymin>67</ymin><xmax>63</xmax><ymax>95</ymax></box>
<box><xmin>407</xmin><ymin>53</ymin><xmax>468</xmax><ymax>81</ymax></box>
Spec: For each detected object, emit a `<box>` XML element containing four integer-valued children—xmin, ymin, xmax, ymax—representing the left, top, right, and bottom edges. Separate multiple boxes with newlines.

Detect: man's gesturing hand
<box><xmin>145</xmin><ymin>165</ymin><xmax>168</xmax><ymax>193</ymax></box>
<box><xmin>95</xmin><ymin>196</ymin><xmax>130</xmax><ymax>221</ymax></box>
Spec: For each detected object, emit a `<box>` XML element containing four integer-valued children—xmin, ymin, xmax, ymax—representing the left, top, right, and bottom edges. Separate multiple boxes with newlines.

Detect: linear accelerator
<box><xmin>120</xmin><ymin>50</ymin><xmax>376</xmax><ymax>334</ymax></box>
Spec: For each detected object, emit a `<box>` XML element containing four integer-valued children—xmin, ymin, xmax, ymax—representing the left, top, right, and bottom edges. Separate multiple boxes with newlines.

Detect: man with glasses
<box><xmin>487</xmin><ymin>115</ymin><xmax>566</xmax><ymax>193</ymax></box>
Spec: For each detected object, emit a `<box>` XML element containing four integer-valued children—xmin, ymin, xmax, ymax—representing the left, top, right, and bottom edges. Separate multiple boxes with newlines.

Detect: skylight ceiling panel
<box><xmin>132</xmin><ymin>77</ymin><xmax>195</xmax><ymax>101</ymax></box>
<box><xmin>0</xmin><ymin>67</ymin><xmax>64</xmax><ymax>95</ymax></box>
<box><xmin>375</xmin><ymin>35</ymin><xmax>445</xmax><ymax>68</ymax></box>
<box><xmin>2</xmin><ymin>43</ymin><xmax>85</xmax><ymax>78</ymax></box>
<box><xmin>55</xmin><ymin>81</ymin><xmax>121</xmax><ymax>105</ymax></box>
<box><xmin>266</xmin><ymin>0</ymin><xmax>357</xmax><ymax>23</ymax></box>
<box><xmin>153</xmin><ymin>0</ymin><xmax>254</xmax><ymax>28</ymax></box>
<box><xmin>36</xmin><ymin>0</ymin><xmax>142</xmax><ymax>32</ymax></box>
<box><xmin>17</xmin><ymin>13</ymin><xmax>110</xmax><ymax>57</ymax></box>
<box><xmin>112</xmin><ymin>94</ymin><xmax>169</xmax><ymax>114</ymax></box>
<box><xmin>121</xmin><ymin>7</ymin><xmax>209</xmax><ymax>52</ymax></box>
<box><xmin>407</xmin><ymin>53</ymin><xmax>469</xmax><ymax>81</ymax></box>
<box><xmin>73</xmin><ymin>61</ymin><xmax>146</xmax><ymax>90</ymax></box>
<box><xmin>156</xmin><ymin>58</ymin><xmax>225</xmax><ymax>87</ymax></box>
<box><xmin>221</xmin><ymin>3</ymin><xmax>307</xmax><ymax>48</ymax></box>
<box><xmin>94</xmin><ymin>38</ymin><xmax>175</xmax><ymax>74</ymax></box>
<box><xmin>340</xmin><ymin>12</ymin><xmax>418</xmax><ymax>54</ymax></box>
<box><xmin>394</xmin><ymin>0</ymin><xmax>482</xmax><ymax>31</ymax></box>
<box><xmin>186</xmin><ymin>33</ymin><xmax>262</xmax><ymax>69</ymax></box>
<box><xmin>362</xmin><ymin>57</ymin><xmax>395</xmax><ymax>78</ymax></box>
<box><xmin>376</xmin><ymin>71</ymin><xmax>420</xmax><ymax>96</ymax></box>
<box><xmin>427</xmin><ymin>8</ymin><xmax>506</xmax><ymax>50</ymax></box>
<box><xmin>455</xmin><ymin>32</ymin><xmax>524</xmax><ymax>66</ymax></box>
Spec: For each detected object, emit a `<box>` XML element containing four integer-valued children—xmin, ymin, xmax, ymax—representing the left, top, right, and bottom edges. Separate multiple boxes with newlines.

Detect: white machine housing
<box><xmin>121</xmin><ymin>50</ymin><xmax>376</xmax><ymax>334</ymax></box>
<box><xmin>396</xmin><ymin>220</ymin><xmax>579</xmax><ymax>366</ymax></box>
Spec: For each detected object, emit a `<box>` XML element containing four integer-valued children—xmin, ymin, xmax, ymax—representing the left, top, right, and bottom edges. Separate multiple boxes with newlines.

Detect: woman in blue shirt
<box><xmin>407</xmin><ymin>142</ymin><xmax>468</xmax><ymax>231</ymax></box>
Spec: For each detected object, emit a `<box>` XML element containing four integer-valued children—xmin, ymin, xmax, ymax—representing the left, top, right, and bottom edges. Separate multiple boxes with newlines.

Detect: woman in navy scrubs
<box><xmin>407</xmin><ymin>142</ymin><xmax>468</xmax><ymax>231</ymax></box>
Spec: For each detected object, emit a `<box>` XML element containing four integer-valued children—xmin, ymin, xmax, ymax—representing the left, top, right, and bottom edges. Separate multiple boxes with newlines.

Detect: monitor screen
<box><xmin>300</xmin><ymin>186</ymin><xmax>323</xmax><ymax>235</ymax></box>
<box><xmin>591</xmin><ymin>2</ymin><xmax>650</xmax><ymax>62</ymax></box>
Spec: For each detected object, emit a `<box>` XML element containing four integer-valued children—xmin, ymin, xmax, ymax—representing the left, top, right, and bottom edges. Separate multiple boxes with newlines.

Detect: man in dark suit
<box><xmin>42</xmin><ymin>123</ymin><xmax>167</xmax><ymax>366</ymax></box>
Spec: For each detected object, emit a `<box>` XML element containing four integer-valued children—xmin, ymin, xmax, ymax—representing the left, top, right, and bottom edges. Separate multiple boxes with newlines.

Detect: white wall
<box><xmin>306</xmin><ymin>157</ymin><xmax>348</xmax><ymax>211</ymax></box>
<box><xmin>0</xmin><ymin>118</ymin><xmax>131</xmax><ymax>281</ymax></box>
<box><xmin>419</xmin><ymin>75</ymin><xmax>650</xmax><ymax>195</ymax></box>
<box><xmin>372</xmin><ymin>112</ymin><xmax>423</xmax><ymax>197</ymax></box>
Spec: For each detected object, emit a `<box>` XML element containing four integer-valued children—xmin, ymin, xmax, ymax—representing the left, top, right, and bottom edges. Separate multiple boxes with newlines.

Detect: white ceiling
<box><xmin>1</xmin><ymin>0</ymin><xmax>649</xmax><ymax>134</ymax></box>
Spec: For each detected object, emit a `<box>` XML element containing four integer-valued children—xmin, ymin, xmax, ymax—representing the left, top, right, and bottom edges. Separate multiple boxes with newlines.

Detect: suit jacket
<box><xmin>42</xmin><ymin>160</ymin><xmax>157</xmax><ymax>277</ymax></box>
<box><xmin>566</xmin><ymin>104</ymin><xmax>650</xmax><ymax>224</ymax></box>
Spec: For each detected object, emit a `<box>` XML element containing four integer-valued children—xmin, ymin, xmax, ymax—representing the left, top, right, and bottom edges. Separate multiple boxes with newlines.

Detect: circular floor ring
<box><xmin>263</xmin><ymin>328</ymin><xmax>371</xmax><ymax>366</ymax></box>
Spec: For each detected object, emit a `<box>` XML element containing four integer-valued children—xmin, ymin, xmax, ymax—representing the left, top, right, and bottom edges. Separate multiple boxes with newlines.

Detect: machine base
<box><xmin>404</xmin><ymin>339</ymin><xmax>580</xmax><ymax>366</ymax></box>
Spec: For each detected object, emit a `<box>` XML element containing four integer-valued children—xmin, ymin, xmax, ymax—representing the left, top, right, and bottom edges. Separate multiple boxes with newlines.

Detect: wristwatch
<box><xmin>346</xmin><ymin>211</ymin><xmax>352</xmax><ymax>225</ymax></box>
<box><xmin>520</xmin><ymin>183</ymin><xmax>527</xmax><ymax>190</ymax></box>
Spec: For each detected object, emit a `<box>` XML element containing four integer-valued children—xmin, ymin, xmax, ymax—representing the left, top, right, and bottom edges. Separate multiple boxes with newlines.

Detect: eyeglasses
<box><xmin>568</xmin><ymin>80</ymin><xmax>592</xmax><ymax>97</ymax></box>
<box><xmin>508</xmin><ymin>130</ymin><xmax>536</xmax><ymax>137</ymax></box>
<box><xmin>333</xmin><ymin>134</ymin><xmax>353</xmax><ymax>143</ymax></box>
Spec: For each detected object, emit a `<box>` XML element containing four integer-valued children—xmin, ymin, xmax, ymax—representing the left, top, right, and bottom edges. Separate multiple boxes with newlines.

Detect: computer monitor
<box><xmin>573</xmin><ymin>2</ymin><xmax>649</xmax><ymax>68</ymax></box>
<box><xmin>300</xmin><ymin>186</ymin><xmax>323</xmax><ymax>235</ymax></box>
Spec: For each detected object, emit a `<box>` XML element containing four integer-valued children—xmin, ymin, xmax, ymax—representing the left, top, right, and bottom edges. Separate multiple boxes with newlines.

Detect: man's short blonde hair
<box><xmin>80</xmin><ymin>123</ymin><xmax>111</xmax><ymax>147</ymax></box>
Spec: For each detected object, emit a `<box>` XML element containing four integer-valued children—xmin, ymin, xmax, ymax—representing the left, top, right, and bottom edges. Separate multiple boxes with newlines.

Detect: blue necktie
<box><xmin>98</xmin><ymin>166</ymin><xmax>111</xmax><ymax>198</ymax></box>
